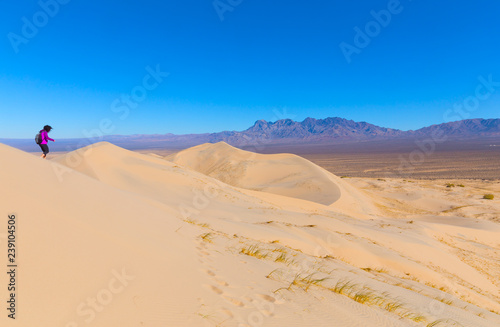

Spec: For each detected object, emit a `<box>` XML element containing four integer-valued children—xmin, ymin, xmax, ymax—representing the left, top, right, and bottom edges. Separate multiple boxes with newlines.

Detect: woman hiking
<box><xmin>39</xmin><ymin>125</ymin><xmax>55</xmax><ymax>159</ymax></box>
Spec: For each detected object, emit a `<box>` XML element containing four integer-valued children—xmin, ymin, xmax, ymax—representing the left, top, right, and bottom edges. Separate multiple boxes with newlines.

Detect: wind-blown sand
<box><xmin>1</xmin><ymin>141</ymin><xmax>499</xmax><ymax>326</ymax></box>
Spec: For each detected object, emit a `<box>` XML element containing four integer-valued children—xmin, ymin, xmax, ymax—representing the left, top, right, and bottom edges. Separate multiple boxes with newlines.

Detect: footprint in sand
<box><xmin>205</xmin><ymin>284</ymin><xmax>224</xmax><ymax>295</ymax></box>
<box><xmin>222</xmin><ymin>295</ymin><xmax>245</xmax><ymax>307</ymax></box>
<box><xmin>195</xmin><ymin>241</ymin><xmax>283</xmax><ymax>323</ymax></box>
<box><xmin>195</xmin><ymin>239</ymin><xmax>258</xmax><ymax>320</ymax></box>
<box><xmin>221</xmin><ymin>308</ymin><xmax>234</xmax><ymax>318</ymax></box>
<box><xmin>256</xmin><ymin>294</ymin><xmax>276</xmax><ymax>303</ymax></box>
<box><xmin>215</xmin><ymin>279</ymin><xmax>229</xmax><ymax>287</ymax></box>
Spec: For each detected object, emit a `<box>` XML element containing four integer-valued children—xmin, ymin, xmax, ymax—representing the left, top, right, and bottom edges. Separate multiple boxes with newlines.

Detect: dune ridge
<box><xmin>166</xmin><ymin>142</ymin><xmax>379</xmax><ymax>218</ymax></box>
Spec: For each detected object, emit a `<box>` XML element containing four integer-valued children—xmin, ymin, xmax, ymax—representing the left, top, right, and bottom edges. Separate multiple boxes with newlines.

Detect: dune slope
<box><xmin>166</xmin><ymin>141</ymin><xmax>342</xmax><ymax>205</ymax></box>
<box><xmin>1</xmin><ymin>142</ymin><xmax>499</xmax><ymax>326</ymax></box>
<box><xmin>166</xmin><ymin>142</ymin><xmax>379</xmax><ymax>217</ymax></box>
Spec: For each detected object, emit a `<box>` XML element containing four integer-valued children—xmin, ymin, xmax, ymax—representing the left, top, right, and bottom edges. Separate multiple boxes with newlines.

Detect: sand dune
<box><xmin>0</xmin><ymin>143</ymin><xmax>207</xmax><ymax>326</ymax></box>
<box><xmin>166</xmin><ymin>142</ymin><xmax>379</xmax><ymax>218</ymax></box>
<box><xmin>166</xmin><ymin>142</ymin><xmax>343</xmax><ymax>205</ymax></box>
<box><xmin>1</xmin><ymin>141</ymin><xmax>499</xmax><ymax>326</ymax></box>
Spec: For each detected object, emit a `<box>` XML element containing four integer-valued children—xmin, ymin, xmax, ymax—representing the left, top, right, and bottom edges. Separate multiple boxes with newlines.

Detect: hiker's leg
<box><xmin>40</xmin><ymin>144</ymin><xmax>49</xmax><ymax>159</ymax></box>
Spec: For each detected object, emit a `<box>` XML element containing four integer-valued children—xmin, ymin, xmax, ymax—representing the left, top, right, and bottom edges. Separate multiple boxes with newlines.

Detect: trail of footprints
<box><xmin>194</xmin><ymin>239</ymin><xmax>412</xmax><ymax>327</ymax></box>
<box><xmin>195</xmin><ymin>239</ymin><xmax>279</xmax><ymax>325</ymax></box>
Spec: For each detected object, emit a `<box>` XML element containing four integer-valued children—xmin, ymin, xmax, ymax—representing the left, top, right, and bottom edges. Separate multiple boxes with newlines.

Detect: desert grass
<box><xmin>483</xmin><ymin>194</ymin><xmax>494</xmax><ymax>200</ymax></box>
<box><xmin>352</xmin><ymin>289</ymin><xmax>376</xmax><ymax>304</ymax></box>
<box><xmin>442</xmin><ymin>205</ymin><xmax>470</xmax><ymax>213</ymax></box>
<box><xmin>290</xmin><ymin>273</ymin><xmax>329</xmax><ymax>291</ymax></box>
<box><xmin>200</xmin><ymin>232</ymin><xmax>214</xmax><ymax>243</ymax></box>
<box><xmin>240</xmin><ymin>244</ymin><xmax>269</xmax><ymax>259</ymax></box>
<box><xmin>274</xmin><ymin>273</ymin><xmax>329</xmax><ymax>292</ymax></box>
<box><xmin>426</xmin><ymin>318</ymin><xmax>463</xmax><ymax>326</ymax></box>
<box><xmin>197</xmin><ymin>310</ymin><xmax>230</xmax><ymax>327</ymax></box>
<box><xmin>184</xmin><ymin>218</ymin><xmax>210</xmax><ymax>228</ymax></box>
<box><xmin>274</xmin><ymin>253</ymin><xmax>287</xmax><ymax>262</ymax></box>
<box><xmin>266</xmin><ymin>260</ymin><xmax>461</xmax><ymax>325</ymax></box>
<box><xmin>361</xmin><ymin>267</ymin><xmax>388</xmax><ymax>274</ymax></box>
<box><xmin>435</xmin><ymin>297</ymin><xmax>453</xmax><ymax>305</ymax></box>
<box><xmin>271</xmin><ymin>247</ymin><xmax>289</xmax><ymax>253</ymax></box>
<box><xmin>274</xmin><ymin>252</ymin><xmax>298</xmax><ymax>266</ymax></box>
<box><xmin>266</xmin><ymin>268</ymin><xmax>283</xmax><ymax>280</ymax></box>
<box><xmin>326</xmin><ymin>280</ymin><xmax>427</xmax><ymax>323</ymax></box>
<box><xmin>331</xmin><ymin>280</ymin><xmax>355</xmax><ymax>295</ymax></box>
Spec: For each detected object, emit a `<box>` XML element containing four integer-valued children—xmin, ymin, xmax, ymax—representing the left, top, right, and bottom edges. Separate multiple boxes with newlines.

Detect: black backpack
<box><xmin>35</xmin><ymin>132</ymin><xmax>42</xmax><ymax>144</ymax></box>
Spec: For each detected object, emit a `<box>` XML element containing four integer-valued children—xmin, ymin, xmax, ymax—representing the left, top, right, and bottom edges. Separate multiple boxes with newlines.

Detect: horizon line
<box><xmin>0</xmin><ymin>116</ymin><xmax>497</xmax><ymax>140</ymax></box>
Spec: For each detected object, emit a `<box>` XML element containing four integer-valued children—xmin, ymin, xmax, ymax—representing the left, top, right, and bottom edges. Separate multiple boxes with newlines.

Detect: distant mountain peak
<box><xmin>241</xmin><ymin>116</ymin><xmax>404</xmax><ymax>142</ymax></box>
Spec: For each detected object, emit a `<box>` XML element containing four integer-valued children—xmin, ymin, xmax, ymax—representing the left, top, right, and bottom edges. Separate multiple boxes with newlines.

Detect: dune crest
<box><xmin>166</xmin><ymin>142</ymin><xmax>342</xmax><ymax>205</ymax></box>
<box><xmin>167</xmin><ymin>142</ymin><xmax>379</xmax><ymax>216</ymax></box>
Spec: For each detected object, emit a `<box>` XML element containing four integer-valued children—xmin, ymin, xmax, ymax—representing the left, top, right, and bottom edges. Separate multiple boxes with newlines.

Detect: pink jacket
<box><xmin>40</xmin><ymin>130</ymin><xmax>54</xmax><ymax>145</ymax></box>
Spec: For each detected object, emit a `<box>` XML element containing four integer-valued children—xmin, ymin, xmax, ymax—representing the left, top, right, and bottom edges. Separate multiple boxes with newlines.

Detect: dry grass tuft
<box><xmin>240</xmin><ymin>244</ymin><xmax>269</xmax><ymax>259</ymax></box>
<box><xmin>289</xmin><ymin>273</ymin><xmax>329</xmax><ymax>292</ymax></box>
<box><xmin>184</xmin><ymin>219</ymin><xmax>210</xmax><ymax>228</ymax></box>
<box><xmin>426</xmin><ymin>318</ymin><xmax>463</xmax><ymax>326</ymax></box>
<box><xmin>200</xmin><ymin>232</ymin><xmax>214</xmax><ymax>243</ymax></box>
<box><xmin>326</xmin><ymin>279</ymin><xmax>430</xmax><ymax>323</ymax></box>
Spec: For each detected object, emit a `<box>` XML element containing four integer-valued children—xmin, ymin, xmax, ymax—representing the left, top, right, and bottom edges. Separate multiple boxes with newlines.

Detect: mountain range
<box><xmin>2</xmin><ymin>117</ymin><xmax>499</xmax><ymax>151</ymax></box>
<box><xmin>105</xmin><ymin>117</ymin><xmax>500</xmax><ymax>148</ymax></box>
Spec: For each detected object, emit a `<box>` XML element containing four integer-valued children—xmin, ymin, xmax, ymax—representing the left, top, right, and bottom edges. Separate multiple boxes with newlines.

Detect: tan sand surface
<box><xmin>1</xmin><ymin>141</ymin><xmax>499</xmax><ymax>326</ymax></box>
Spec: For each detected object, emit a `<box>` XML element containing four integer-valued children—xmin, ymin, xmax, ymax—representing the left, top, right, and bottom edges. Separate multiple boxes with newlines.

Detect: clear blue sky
<box><xmin>1</xmin><ymin>0</ymin><xmax>499</xmax><ymax>138</ymax></box>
